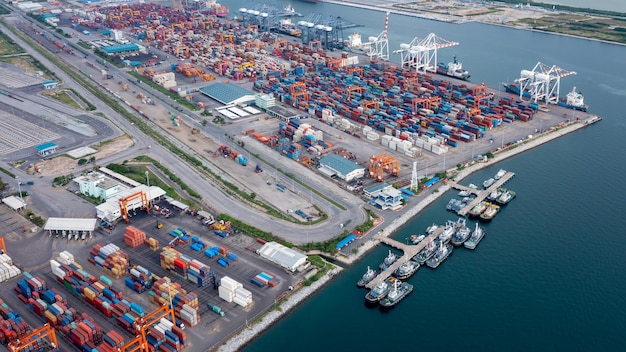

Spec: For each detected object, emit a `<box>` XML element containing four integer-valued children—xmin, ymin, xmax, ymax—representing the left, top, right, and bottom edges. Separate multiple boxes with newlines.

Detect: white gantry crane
<box><xmin>516</xmin><ymin>62</ymin><xmax>576</xmax><ymax>104</ymax></box>
<box><xmin>366</xmin><ymin>12</ymin><xmax>390</xmax><ymax>61</ymax></box>
<box><xmin>394</xmin><ymin>33</ymin><xmax>458</xmax><ymax>73</ymax></box>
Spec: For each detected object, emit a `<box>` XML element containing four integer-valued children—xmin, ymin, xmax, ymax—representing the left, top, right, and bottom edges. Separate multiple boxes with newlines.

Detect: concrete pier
<box><xmin>449</xmin><ymin>171</ymin><xmax>516</xmax><ymax>216</ymax></box>
<box><xmin>365</xmin><ymin>226</ymin><xmax>444</xmax><ymax>289</ymax></box>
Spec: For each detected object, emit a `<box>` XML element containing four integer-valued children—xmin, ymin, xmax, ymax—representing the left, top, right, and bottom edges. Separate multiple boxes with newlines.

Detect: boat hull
<box><xmin>557</xmin><ymin>101</ymin><xmax>588</xmax><ymax>112</ymax></box>
<box><xmin>379</xmin><ymin>283</ymin><xmax>414</xmax><ymax>309</ymax></box>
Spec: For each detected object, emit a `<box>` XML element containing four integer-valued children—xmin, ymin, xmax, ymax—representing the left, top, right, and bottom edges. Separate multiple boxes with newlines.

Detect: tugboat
<box><xmin>393</xmin><ymin>260</ymin><xmax>420</xmax><ymax>280</ymax></box>
<box><xmin>379</xmin><ymin>250</ymin><xmax>397</xmax><ymax>271</ymax></box>
<box><xmin>426</xmin><ymin>241</ymin><xmax>453</xmax><ymax>269</ymax></box>
<box><xmin>450</xmin><ymin>221</ymin><xmax>472</xmax><ymax>246</ymax></box>
<box><xmin>365</xmin><ymin>277</ymin><xmax>394</xmax><ymax>304</ymax></box>
<box><xmin>380</xmin><ymin>280</ymin><xmax>414</xmax><ymax>309</ymax></box>
<box><xmin>495</xmin><ymin>189</ymin><xmax>516</xmax><ymax>205</ymax></box>
<box><xmin>409</xmin><ymin>234</ymin><xmax>425</xmax><ymax>245</ymax></box>
<box><xmin>414</xmin><ymin>239</ymin><xmax>438</xmax><ymax>264</ymax></box>
<box><xmin>480</xmin><ymin>203</ymin><xmax>500</xmax><ymax>222</ymax></box>
<box><xmin>487</xmin><ymin>188</ymin><xmax>504</xmax><ymax>202</ymax></box>
<box><xmin>357</xmin><ymin>266</ymin><xmax>376</xmax><ymax>288</ymax></box>
<box><xmin>468</xmin><ymin>201</ymin><xmax>488</xmax><ymax>218</ymax></box>
<box><xmin>464</xmin><ymin>223</ymin><xmax>485</xmax><ymax>250</ymax></box>
<box><xmin>439</xmin><ymin>222</ymin><xmax>455</xmax><ymax>244</ymax></box>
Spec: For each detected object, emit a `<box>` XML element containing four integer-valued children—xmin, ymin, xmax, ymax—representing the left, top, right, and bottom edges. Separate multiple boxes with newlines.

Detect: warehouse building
<box><xmin>35</xmin><ymin>142</ymin><xmax>58</xmax><ymax>157</ymax></box>
<box><xmin>257</xmin><ymin>242</ymin><xmax>308</xmax><ymax>272</ymax></box>
<box><xmin>44</xmin><ymin>218</ymin><xmax>97</xmax><ymax>239</ymax></box>
<box><xmin>74</xmin><ymin>171</ymin><xmax>127</xmax><ymax>200</ymax></box>
<box><xmin>318</xmin><ymin>154</ymin><xmax>365</xmax><ymax>182</ymax></box>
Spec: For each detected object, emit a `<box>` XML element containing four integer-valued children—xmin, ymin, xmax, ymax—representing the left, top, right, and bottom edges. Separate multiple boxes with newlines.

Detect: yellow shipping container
<box><xmin>83</xmin><ymin>287</ymin><xmax>96</xmax><ymax>300</ymax></box>
<box><xmin>44</xmin><ymin>310</ymin><xmax>57</xmax><ymax>323</ymax></box>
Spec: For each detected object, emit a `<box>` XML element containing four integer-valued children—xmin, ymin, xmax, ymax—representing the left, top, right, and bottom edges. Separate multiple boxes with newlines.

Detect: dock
<box><xmin>365</xmin><ymin>226</ymin><xmax>444</xmax><ymax>289</ymax></box>
<box><xmin>449</xmin><ymin>171</ymin><xmax>516</xmax><ymax>216</ymax></box>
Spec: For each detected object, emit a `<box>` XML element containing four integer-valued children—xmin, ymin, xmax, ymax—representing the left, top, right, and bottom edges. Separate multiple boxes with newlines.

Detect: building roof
<box><xmin>319</xmin><ymin>154</ymin><xmax>364</xmax><ymax>175</ymax></box>
<box><xmin>168</xmin><ymin>200</ymin><xmax>189</xmax><ymax>211</ymax></box>
<box><xmin>35</xmin><ymin>142</ymin><xmax>58</xmax><ymax>152</ymax></box>
<box><xmin>42</xmin><ymin>80</ymin><xmax>57</xmax><ymax>86</ymax></box>
<box><xmin>199</xmin><ymin>83</ymin><xmax>255</xmax><ymax>105</ymax></box>
<box><xmin>44</xmin><ymin>218</ymin><xmax>97</xmax><ymax>231</ymax></box>
<box><xmin>365</xmin><ymin>182</ymin><xmax>390</xmax><ymax>194</ymax></box>
<box><xmin>96</xmin><ymin>185</ymin><xmax>166</xmax><ymax>220</ymax></box>
<box><xmin>257</xmin><ymin>242</ymin><xmax>307</xmax><ymax>271</ymax></box>
<box><xmin>2</xmin><ymin>196</ymin><xmax>27</xmax><ymax>210</ymax></box>
<box><xmin>102</xmin><ymin>43</ymin><xmax>139</xmax><ymax>54</ymax></box>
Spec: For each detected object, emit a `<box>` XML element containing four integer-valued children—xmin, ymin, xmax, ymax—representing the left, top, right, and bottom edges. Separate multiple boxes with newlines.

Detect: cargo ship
<box><xmin>557</xmin><ymin>87</ymin><xmax>588</xmax><ymax>112</ymax></box>
<box><xmin>380</xmin><ymin>281</ymin><xmax>413</xmax><ymax>309</ymax></box>
<box><xmin>207</xmin><ymin>0</ymin><xmax>229</xmax><ymax>17</ymax></box>
<box><xmin>277</xmin><ymin>18</ymin><xmax>302</xmax><ymax>37</ymax></box>
<box><xmin>437</xmin><ymin>56</ymin><xmax>471</xmax><ymax>81</ymax></box>
<box><xmin>502</xmin><ymin>82</ymin><xmax>532</xmax><ymax>99</ymax></box>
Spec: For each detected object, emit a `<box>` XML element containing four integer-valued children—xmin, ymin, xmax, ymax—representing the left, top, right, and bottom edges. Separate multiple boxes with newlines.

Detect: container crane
<box><xmin>118</xmin><ymin>191</ymin><xmax>149</xmax><ymax>223</ymax></box>
<box><xmin>364</xmin><ymin>12</ymin><xmax>390</xmax><ymax>61</ymax></box>
<box><xmin>395</xmin><ymin>33</ymin><xmax>458</xmax><ymax>73</ymax></box>
<box><xmin>368</xmin><ymin>153</ymin><xmax>399</xmax><ymax>182</ymax></box>
<box><xmin>133</xmin><ymin>305</ymin><xmax>177</xmax><ymax>351</ymax></box>
<box><xmin>0</xmin><ymin>236</ymin><xmax>6</xmax><ymax>254</ymax></box>
<box><xmin>515</xmin><ymin>62</ymin><xmax>576</xmax><ymax>104</ymax></box>
<box><xmin>8</xmin><ymin>324</ymin><xmax>58</xmax><ymax>352</ymax></box>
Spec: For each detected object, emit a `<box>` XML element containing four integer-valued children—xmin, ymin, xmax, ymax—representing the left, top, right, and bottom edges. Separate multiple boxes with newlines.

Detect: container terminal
<box><xmin>0</xmin><ymin>1</ymin><xmax>603</xmax><ymax>351</ymax></box>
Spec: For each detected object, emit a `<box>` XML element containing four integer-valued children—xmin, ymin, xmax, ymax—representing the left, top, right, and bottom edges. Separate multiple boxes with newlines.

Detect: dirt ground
<box><xmin>29</xmin><ymin>135</ymin><xmax>134</xmax><ymax>176</ymax></box>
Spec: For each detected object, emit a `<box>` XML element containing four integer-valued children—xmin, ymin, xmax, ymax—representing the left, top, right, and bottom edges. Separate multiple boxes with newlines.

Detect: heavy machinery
<box><xmin>118</xmin><ymin>191</ymin><xmax>149</xmax><ymax>223</ymax></box>
<box><xmin>8</xmin><ymin>324</ymin><xmax>59</xmax><ymax>352</ymax></box>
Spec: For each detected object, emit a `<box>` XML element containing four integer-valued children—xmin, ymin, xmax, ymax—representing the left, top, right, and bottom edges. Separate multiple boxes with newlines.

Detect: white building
<box><xmin>74</xmin><ymin>172</ymin><xmax>127</xmax><ymax>200</ymax></box>
<box><xmin>96</xmin><ymin>185</ymin><xmax>166</xmax><ymax>222</ymax></box>
<box><xmin>257</xmin><ymin>242</ymin><xmax>308</xmax><ymax>272</ymax></box>
<box><xmin>318</xmin><ymin>154</ymin><xmax>365</xmax><ymax>182</ymax></box>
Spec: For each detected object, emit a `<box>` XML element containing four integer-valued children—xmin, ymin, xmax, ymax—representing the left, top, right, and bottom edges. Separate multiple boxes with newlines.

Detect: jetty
<box><xmin>449</xmin><ymin>171</ymin><xmax>516</xmax><ymax>216</ymax></box>
<box><xmin>366</xmin><ymin>227</ymin><xmax>444</xmax><ymax>289</ymax></box>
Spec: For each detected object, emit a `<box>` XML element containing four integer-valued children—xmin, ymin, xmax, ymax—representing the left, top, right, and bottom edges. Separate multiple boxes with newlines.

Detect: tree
<box><xmin>78</xmin><ymin>158</ymin><xmax>88</xmax><ymax>165</ymax></box>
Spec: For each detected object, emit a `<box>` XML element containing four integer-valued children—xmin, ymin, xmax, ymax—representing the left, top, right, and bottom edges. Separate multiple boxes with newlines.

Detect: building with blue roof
<box><xmin>101</xmin><ymin>43</ymin><xmax>141</xmax><ymax>55</ymax></box>
<box><xmin>42</xmin><ymin>80</ymin><xmax>57</xmax><ymax>90</ymax></box>
<box><xmin>35</xmin><ymin>142</ymin><xmax>58</xmax><ymax>157</ymax></box>
<box><xmin>318</xmin><ymin>154</ymin><xmax>365</xmax><ymax>182</ymax></box>
<box><xmin>199</xmin><ymin>83</ymin><xmax>255</xmax><ymax>105</ymax></box>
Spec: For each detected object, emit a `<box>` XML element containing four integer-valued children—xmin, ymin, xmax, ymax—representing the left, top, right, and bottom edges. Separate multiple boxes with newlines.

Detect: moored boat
<box><xmin>413</xmin><ymin>239</ymin><xmax>438</xmax><ymax>264</ymax></box>
<box><xmin>464</xmin><ymin>223</ymin><xmax>485</xmax><ymax>250</ymax></box>
<box><xmin>393</xmin><ymin>260</ymin><xmax>420</xmax><ymax>280</ymax></box>
<box><xmin>425</xmin><ymin>223</ymin><xmax>439</xmax><ymax>234</ymax></box>
<box><xmin>357</xmin><ymin>266</ymin><xmax>376</xmax><ymax>287</ymax></box>
<box><xmin>479</xmin><ymin>203</ymin><xmax>500</xmax><ymax>221</ymax></box>
<box><xmin>458</xmin><ymin>189</ymin><xmax>471</xmax><ymax>197</ymax></box>
<box><xmin>439</xmin><ymin>222</ymin><xmax>455</xmax><ymax>244</ymax></box>
<box><xmin>558</xmin><ymin>86</ymin><xmax>588</xmax><ymax>112</ymax></box>
<box><xmin>494</xmin><ymin>169</ymin><xmax>507</xmax><ymax>180</ymax></box>
<box><xmin>436</xmin><ymin>56</ymin><xmax>471</xmax><ymax>81</ymax></box>
<box><xmin>495</xmin><ymin>189</ymin><xmax>516</xmax><ymax>205</ymax></box>
<box><xmin>426</xmin><ymin>242</ymin><xmax>453</xmax><ymax>269</ymax></box>
<box><xmin>450</xmin><ymin>221</ymin><xmax>472</xmax><ymax>246</ymax></box>
<box><xmin>410</xmin><ymin>234</ymin><xmax>425</xmax><ymax>245</ymax></box>
<box><xmin>379</xmin><ymin>250</ymin><xmax>397</xmax><ymax>271</ymax></box>
<box><xmin>468</xmin><ymin>201</ymin><xmax>488</xmax><ymax>218</ymax></box>
<box><xmin>380</xmin><ymin>280</ymin><xmax>413</xmax><ymax>308</ymax></box>
<box><xmin>483</xmin><ymin>178</ymin><xmax>496</xmax><ymax>189</ymax></box>
<box><xmin>487</xmin><ymin>188</ymin><xmax>504</xmax><ymax>202</ymax></box>
<box><xmin>365</xmin><ymin>277</ymin><xmax>394</xmax><ymax>304</ymax></box>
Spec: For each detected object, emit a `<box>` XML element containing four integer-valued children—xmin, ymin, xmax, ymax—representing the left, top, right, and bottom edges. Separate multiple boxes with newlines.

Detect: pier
<box><xmin>365</xmin><ymin>226</ymin><xmax>444</xmax><ymax>289</ymax></box>
<box><xmin>449</xmin><ymin>171</ymin><xmax>516</xmax><ymax>216</ymax></box>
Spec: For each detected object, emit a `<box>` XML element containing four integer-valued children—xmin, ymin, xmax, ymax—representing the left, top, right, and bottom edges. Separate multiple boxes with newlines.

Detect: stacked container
<box><xmin>15</xmin><ymin>271</ymin><xmax>48</xmax><ymax>299</ymax></box>
<box><xmin>88</xmin><ymin>243</ymin><xmax>130</xmax><ymax>279</ymax></box>
<box><xmin>219</xmin><ymin>276</ymin><xmax>252</xmax><ymax>307</ymax></box>
<box><xmin>160</xmin><ymin>247</ymin><xmax>215</xmax><ymax>287</ymax></box>
<box><xmin>147</xmin><ymin>317</ymin><xmax>187</xmax><ymax>351</ymax></box>
<box><xmin>124</xmin><ymin>226</ymin><xmax>147</xmax><ymax>248</ymax></box>
<box><xmin>0</xmin><ymin>252</ymin><xmax>21</xmax><ymax>282</ymax></box>
<box><xmin>0</xmin><ymin>298</ymin><xmax>32</xmax><ymax>345</ymax></box>
<box><xmin>125</xmin><ymin>265</ymin><xmax>153</xmax><ymax>293</ymax></box>
<box><xmin>145</xmin><ymin>237</ymin><xmax>160</xmax><ymax>251</ymax></box>
<box><xmin>148</xmin><ymin>277</ymin><xmax>200</xmax><ymax>328</ymax></box>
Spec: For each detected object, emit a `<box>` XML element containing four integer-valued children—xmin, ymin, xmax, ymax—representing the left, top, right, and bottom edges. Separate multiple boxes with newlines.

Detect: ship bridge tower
<box><xmin>394</xmin><ymin>33</ymin><xmax>458</xmax><ymax>73</ymax></box>
<box><xmin>516</xmin><ymin>62</ymin><xmax>576</xmax><ymax>104</ymax></box>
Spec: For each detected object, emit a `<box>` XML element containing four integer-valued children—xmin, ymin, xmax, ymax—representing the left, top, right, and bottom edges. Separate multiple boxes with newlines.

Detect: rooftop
<box><xmin>102</xmin><ymin>43</ymin><xmax>140</xmax><ymax>54</ymax></box>
<box><xmin>199</xmin><ymin>83</ymin><xmax>255</xmax><ymax>105</ymax></box>
<box><xmin>319</xmin><ymin>154</ymin><xmax>364</xmax><ymax>175</ymax></box>
<box><xmin>35</xmin><ymin>142</ymin><xmax>58</xmax><ymax>152</ymax></box>
<box><xmin>44</xmin><ymin>218</ymin><xmax>97</xmax><ymax>232</ymax></box>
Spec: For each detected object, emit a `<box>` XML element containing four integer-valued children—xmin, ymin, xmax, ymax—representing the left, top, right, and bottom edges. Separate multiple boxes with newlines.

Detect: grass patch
<box><xmin>0</xmin><ymin>167</ymin><xmax>16</xmax><ymax>178</ymax></box>
<box><xmin>0</xmin><ymin>30</ymin><xmax>25</xmax><ymax>55</ymax></box>
<box><xmin>42</xmin><ymin>89</ymin><xmax>83</xmax><ymax>110</ymax></box>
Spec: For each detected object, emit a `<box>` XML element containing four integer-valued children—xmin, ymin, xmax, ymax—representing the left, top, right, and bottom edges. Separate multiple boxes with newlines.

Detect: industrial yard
<box><xmin>0</xmin><ymin>0</ymin><xmax>603</xmax><ymax>351</ymax></box>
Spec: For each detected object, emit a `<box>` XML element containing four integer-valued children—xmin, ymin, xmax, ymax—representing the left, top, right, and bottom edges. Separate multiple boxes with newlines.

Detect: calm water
<box><xmin>226</xmin><ymin>0</ymin><xmax>626</xmax><ymax>350</ymax></box>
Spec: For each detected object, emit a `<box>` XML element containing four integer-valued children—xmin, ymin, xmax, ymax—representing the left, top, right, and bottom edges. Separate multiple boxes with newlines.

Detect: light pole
<box><xmin>145</xmin><ymin>171</ymin><xmax>150</xmax><ymax>208</ymax></box>
<box><xmin>15</xmin><ymin>176</ymin><xmax>23</xmax><ymax>203</ymax></box>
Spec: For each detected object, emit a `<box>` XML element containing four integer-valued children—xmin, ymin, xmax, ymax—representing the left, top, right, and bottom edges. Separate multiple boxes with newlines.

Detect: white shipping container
<box><xmin>235</xmin><ymin>287</ymin><xmax>252</xmax><ymax>299</ymax></box>
<box><xmin>220</xmin><ymin>276</ymin><xmax>242</xmax><ymax>291</ymax></box>
<box><xmin>154</xmin><ymin>324</ymin><xmax>167</xmax><ymax>335</ymax></box>
<box><xmin>388</xmin><ymin>141</ymin><xmax>397</xmax><ymax>151</ymax></box>
<box><xmin>159</xmin><ymin>318</ymin><xmax>174</xmax><ymax>330</ymax></box>
<box><xmin>363</xmin><ymin>126</ymin><xmax>372</xmax><ymax>134</ymax></box>
<box><xmin>219</xmin><ymin>290</ymin><xmax>234</xmax><ymax>303</ymax></box>
<box><xmin>233</xmin><ymin>295</ymin><xmax>251</xmax><ymax>307</ymax></box>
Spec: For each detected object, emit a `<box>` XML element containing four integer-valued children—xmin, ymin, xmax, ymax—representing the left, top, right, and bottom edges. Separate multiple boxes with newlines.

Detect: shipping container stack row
<box><xmin>13</xmin><ymin>271</ymin><xmax>128</xmax><ymax>351</ymax></box>
<box><xmin>160</xmin><ymin>247</ymin><xmax>215</xmax><ymax>288</ymax></box>
<box><xmin>189</xmin><ymin>236</ymin><xmax>207</xmax><ymax>252</ymax></box>
<box><xmin>145</xmin><ymin>317</ymin><xmax>188</xmax><ymax>352</ymax></box>
<box><xmin>125</xmin><ymin>265</ymin><xmax>153</xmax><ymax>294</ymax></box>
<box><xmin>49</xmin><ymin>256</ymin><xmax>151</xmax><ymax>338</ymax></box>
<box><xmin>218</xmin><ymin>276</ymin><xmax>252</xmax><ymax>308</ymax></box>
<box><xmin>204</xmin><ymin>246</ymin><xmax>237</xmax><ymax>268</ymax></box>
<box><xmin>123</xmin><ymin>225</ymin><xmax>147</xmax><ymax>248</ymax></box>
<box><xmin>250</xmin><ymin>272</ymin><xmax>281</xmax><ymax>288</ymax></box>
<box><xmin>146</xmin><ymin>237</ymin><xmax>160</xmax><ymax>251</ymax></box>
<box><xmin>0</xmin><ymin>252</ymin><xmax>21</xmax><ymax>283</ymax></box>
<box><xmin>0</xmin><ymin>298</ymin><xmax>31</xmax><ymax>345</ymax></box>
<box><xmin>148</xmin><ymin>277</ymin><xmax>200</xmax><ymax>328</ymax></box>
<box><xmin>88</xmin><ymin>243</ymin><xmax>130</xmax><ymax>279</ymax></box>
<box><xmin>168</xmin><ymin>228</ymin><xmax>190</xmax><ymax>245</ymax></box>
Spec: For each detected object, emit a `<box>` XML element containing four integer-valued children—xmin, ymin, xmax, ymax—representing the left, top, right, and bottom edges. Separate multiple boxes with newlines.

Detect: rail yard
<box><xmin>0</xmin><ymin>0</ymin><xmax>602</xmax><ymax>351</ymax></box>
